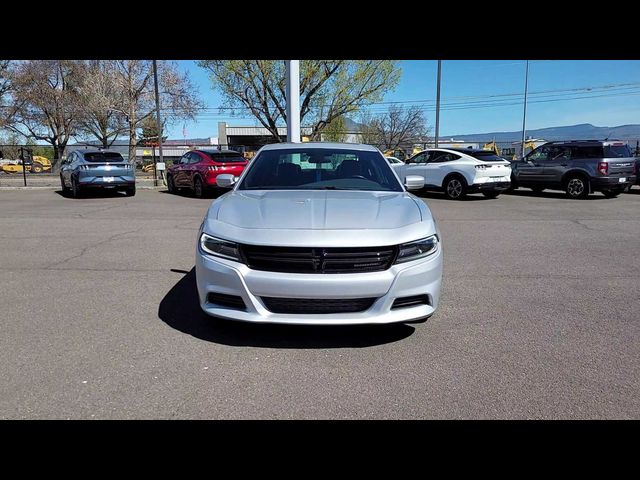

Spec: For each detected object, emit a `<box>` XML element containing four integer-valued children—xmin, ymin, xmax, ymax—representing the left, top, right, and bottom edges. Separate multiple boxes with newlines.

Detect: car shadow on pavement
<box><xmin>415</xmin><ymin>191</ymin><xmax>489</xmax><ymax>201</ymax></box>
<box><xmin>159</xmin><ymin>189</ymin><xmax>225</xmax><ymax>199</ymax></box>
<box><xmin>158</xmin><ymin>268</ymin><xmax>415</xmax><ymax>348</ymax></box>
<box><xmin>506</xmin><ymin>189</ymin><xmax>608</xmax><ymax>200</ymax></box>
<box><xmin>54</xmin><ymin>189</ymin><xmax>129</xmax><ymax>199</ymax></box>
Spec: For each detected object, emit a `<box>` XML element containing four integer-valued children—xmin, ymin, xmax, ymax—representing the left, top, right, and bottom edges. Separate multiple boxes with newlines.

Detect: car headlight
<box><xmin>395</xmin><ymin>235</ymin><xmax>439</xmax><ymax>263</ymax></box>
<box><xmin>199</xmin><ymin>233</ymin><xmax>241</xmax><ymax>261</ymax></box>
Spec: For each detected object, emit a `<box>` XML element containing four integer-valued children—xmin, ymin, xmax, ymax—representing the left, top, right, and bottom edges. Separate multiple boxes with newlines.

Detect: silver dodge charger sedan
<box><xmin>195</xmin><ymin>142</ymin><xmax>443</xmax><ymax>325</ymax></box>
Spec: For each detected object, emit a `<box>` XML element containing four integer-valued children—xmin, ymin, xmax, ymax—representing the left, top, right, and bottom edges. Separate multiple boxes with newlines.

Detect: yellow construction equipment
<box><xmin>483</xmin><ymin>141</ymin><xmax>501</xmax><ymax>156</ymax></box>
<box><xmin>0</xmin><ymin>153</ymin><xmax>51</xmax><ymax>174</ymax></box>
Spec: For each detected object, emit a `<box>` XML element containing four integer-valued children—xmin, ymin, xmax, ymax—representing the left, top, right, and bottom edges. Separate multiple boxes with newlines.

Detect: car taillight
<box><xmin>597</xmin><ymin>162</ymin><xmax>608</xmax><ymax>175</ymax></box>
<box><xmin>208</xmin><ymin>166</ymin><xmax>219</xmax><ymax>171</ymax></box>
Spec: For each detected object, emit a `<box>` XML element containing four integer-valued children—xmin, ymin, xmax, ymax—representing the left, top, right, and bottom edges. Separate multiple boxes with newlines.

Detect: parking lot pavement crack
<box><xmin>44</xmin><ymin>227</ymin><xmax>144</xmax><ymax>269</ymax></box>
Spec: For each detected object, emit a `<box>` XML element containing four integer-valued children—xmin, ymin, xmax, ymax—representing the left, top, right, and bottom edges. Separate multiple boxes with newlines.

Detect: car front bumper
<box><xmin>195</xmin><ymin>244</ymin><xmax>443</xmax><ymax>325</ymax></box>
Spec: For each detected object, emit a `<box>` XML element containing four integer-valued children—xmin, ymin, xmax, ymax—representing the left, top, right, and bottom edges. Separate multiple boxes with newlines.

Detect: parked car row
<box><xmin>388</xmin><ymin>140</ymin><xmax>637</xmax><ymax>200</ymax></box>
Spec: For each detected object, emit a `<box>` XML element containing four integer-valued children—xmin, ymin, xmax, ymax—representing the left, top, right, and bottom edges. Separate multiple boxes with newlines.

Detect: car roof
<box><xmin>259</xmin><ymin>142</ymin><xmax>380</xmax><ymax>152</ymax></box>
<box><xmin>77</xmin><ymin>149</ymin><xmax>122</xmax><ymax>155</ymax></box>
<box><xmin>544</xmin><ymin>140</ymin><xmax>627</xmax><ymax>146</ymax></box>
<box><xmin>196</xmin><ymin>148</ymin><xmax>244</xmax><ymax>154</ymax></box>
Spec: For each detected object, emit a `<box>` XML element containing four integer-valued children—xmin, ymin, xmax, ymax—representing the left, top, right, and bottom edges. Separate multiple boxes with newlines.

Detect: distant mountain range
<box><xmin>445</xmin><ymin>124</ymin><xmax>640</xmax><ymax>143</ymax></box>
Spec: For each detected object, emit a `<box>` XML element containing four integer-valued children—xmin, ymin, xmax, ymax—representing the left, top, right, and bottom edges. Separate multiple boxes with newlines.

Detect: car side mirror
<box><xmin>404</xmin><ymin>175</ymin><xmax>425</xmax><ymax>191</ymax></box>
<box><xmin>216</xmin><ymin>174</ymin><xmax>236</xmax><ymax>188</ymax></box>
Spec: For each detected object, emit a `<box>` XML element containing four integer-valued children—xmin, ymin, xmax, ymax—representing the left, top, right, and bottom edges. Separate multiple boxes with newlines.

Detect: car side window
<box><xmin>432</xmin><ymin>153</ymin><xmax>460</xmax><ymax>163</ymax></box>
<box><xmin>188</xmin><ymin>152</ymin><xmax>200</xmax><ymax>164</ymax></box>
<box><xmin>428</xmin><ymin>151</ymin><xmax>447</xmax><ymax>163</ymax></box>
<box><xmin>549</xmin><ymin>147</ymin><xmax>571</xmax><ymax>161</ymax></box>
<box><xmin>528</xmin><ymin>147</ymin><xmax>550</xmax><ymax>162</ymax></box>
<box><xmin>408</xmin><ymin>152</ymin><xmax>428</xmax><ymax>164</ymax></box>
<box><xmin>179</xmin><ymin>154</ymin><xmax>190</xmax><ymax>165</ymax></box>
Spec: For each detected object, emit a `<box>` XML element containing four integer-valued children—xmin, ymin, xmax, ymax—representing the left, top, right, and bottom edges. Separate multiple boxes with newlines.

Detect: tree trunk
<box><xmin>102</xmin><ymin>137</ymin><xmax>109</xmax><ymax>149</ymax></box>
<box><xmin>128</xmin><ymin>112</ymin><xmax>137</xmax><ymax>165</ymax></box>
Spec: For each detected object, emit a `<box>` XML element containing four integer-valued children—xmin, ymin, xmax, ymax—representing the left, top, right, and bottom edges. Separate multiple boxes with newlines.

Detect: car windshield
<box><xmin>84</xmin><ymin>152</ymin><xmax>125</xmax><ymax>162</ymax></box>
<box><xmin>203</xmin><ymin>152</ymin><xmax>246</xmax><ymax>162</ymax></box>
<box><xmin>239</xmin><ymin>148</ymin><xmax>403</xmax><ymax>192</ymax></box>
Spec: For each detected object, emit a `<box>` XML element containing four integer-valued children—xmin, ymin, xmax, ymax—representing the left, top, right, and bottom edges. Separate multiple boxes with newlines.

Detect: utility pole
<box><xmin>152</xmin><ymin>60</ymin><xmax>164</xmax><ymax>187</ymax></box>
<box><xmin>520</xmin><ymin>60</ymin><xmax>530</xmax><ymax>160</ymax></box>
<box><xmin>285</xmin><ymin>60</ymin><xmax>301</xmax><ymax>143</ymax></box>
<box><xmin>435</xmin><ymin>60</ymin><xmax>441</xmax><ymax>148</ymax></box>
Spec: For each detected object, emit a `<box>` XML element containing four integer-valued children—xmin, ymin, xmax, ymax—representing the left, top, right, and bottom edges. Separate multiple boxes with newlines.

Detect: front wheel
<box><xmin>444</xmin><ymin>177</ymin><xmax>467</xmax><ymax>200</ymax></box>
<box><xmin>167</xmin><ymin>174</ymin><xmax>175</xmax><ymax>194</ymax></box>
<box><xmin>125</xmin><ymin>186</ymin><xmax>136</xmax><ymax>197</ymax></box>
<box><xmin>60</xmin><ymin>175</ymin><xmax>70</xmax><ymax>195</ymax></box>
<box><xmin>482</xmin><ymin>191</ymin><xmax>500</xmax><ymax>199</ymax></box>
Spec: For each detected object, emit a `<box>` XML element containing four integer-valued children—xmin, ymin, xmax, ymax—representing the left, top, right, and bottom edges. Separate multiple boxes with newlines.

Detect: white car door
<box><xmin>403</xmin><ymin>151</ymin><xmax>432</xmax><ymax>184</ymax></box>
<box><xmin>423</xmin><ymin>151</ymin><xmax>461</xmax><ymax>187</ymax></box>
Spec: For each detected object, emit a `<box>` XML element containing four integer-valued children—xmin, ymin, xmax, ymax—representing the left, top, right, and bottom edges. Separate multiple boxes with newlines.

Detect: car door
<box><xmin>517</xmin><ymin>146</ymin><xmax>549</xmax><ymax>185</ymax></box>
<box><xmin>542</xmin><ymin>146</ymin><xmax>572</xmax><ymax>186</ymax></box>
<box><xmin>62</xmin><ymin>152</ymin><xmax>76</xmax><ymax>184</ymax></box>
<box><xmin>187</xmin><ymin>152</ymin><xmax>203</xmax><ymax>188</ymax></box>
<box><xmin>403</xmin><ymin>151</ymin><xmax>431</xmax><ymax>184</ymax></box>
<box><xmin>173</xmin><ymin>154</ymin><xmax>190</xmax><ymax>186</ymax></box>
<box><xmin>424</xmin><ymin>151</ymin><xmax>461</xmax><ymax>187</ymax></box>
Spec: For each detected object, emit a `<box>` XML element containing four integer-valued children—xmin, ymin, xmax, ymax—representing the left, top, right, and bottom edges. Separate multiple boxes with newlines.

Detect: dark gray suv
<box><xmin>509</xmin><ymin>140</ymin><xmax>637</xmax><ymax>199</ymax></box>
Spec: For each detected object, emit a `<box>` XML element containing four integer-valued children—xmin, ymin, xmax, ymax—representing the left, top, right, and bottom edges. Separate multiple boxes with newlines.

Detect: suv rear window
<box><xmin>84</xmin><ymin>152</ymin><xmax>125</xmax><ymax>162</ymax></box>
<box><xmin>203</xmin><ymin>152</ymin><xmax>245</xmax><ymax>163</ymax></box>
<box><xmin>604</xmin><ymin>145</ymin><xmax>632</xmax><ymax>158</ymax></box>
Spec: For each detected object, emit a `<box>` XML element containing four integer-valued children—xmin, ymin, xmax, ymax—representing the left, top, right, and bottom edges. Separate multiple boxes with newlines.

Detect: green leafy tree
<box><xmin>322</xmin><ymin>115</ymin><xmax>347</xmax><ymax>142</ymax></box>
<box><xmin>198</xmin><ymin>60</ymin><xmax>401</xmax><ymax>141</ymax></box>
<box><xmin>138</xmin><ymin>116</ymin><xmax>167</xmax><ymax>146</ymax></box>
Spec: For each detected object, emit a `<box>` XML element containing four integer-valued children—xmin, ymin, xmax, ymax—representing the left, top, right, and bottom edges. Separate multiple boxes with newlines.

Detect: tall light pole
<box><xmin>286</xmin><ymin>60</ymin><xmax>300</xmax><ymax>143</ymax></box>
<box><xmin>435</xmin><ymin>60</ymin><xmax>441</xmax><ymax>148</ymax></box>
<box><xmin>153</xmin><ymin>60</ymin><xmax>164</xmax><ymax>187</ymax></box>
<box><xmin>520</xmin><ymin>60</ymin><xmax>530</xmax><ymax>159</ymax></box>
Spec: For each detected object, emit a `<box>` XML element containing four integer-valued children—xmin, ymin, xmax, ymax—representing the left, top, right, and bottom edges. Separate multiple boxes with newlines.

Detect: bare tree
<box><xmin>110</xmin><ymin>60</ymin><xmax>202</xmax><ymax>163</ymax></box>
<box><xmin>75</xmin><ymin>60</ymin><xmax>127</xmax><ymax>149</ymax></box>
<box><xmin>0</xmin><ymin>60</ymin><xmax>14</xmax><ymax>128</ymax></box>
<box><xmin>359</xmin><ymin>105</ymin><xmax>429</xmax><ymax>151</ymax></box>
<box><xmin>198</xmin><ymin>60</ymin><xmax>401</xmax><ymax>141</ymax></box>
<box><xmin>5</xmin><ymin>60</ymin><xmax>81</xmax><ymax>161</ymax></box>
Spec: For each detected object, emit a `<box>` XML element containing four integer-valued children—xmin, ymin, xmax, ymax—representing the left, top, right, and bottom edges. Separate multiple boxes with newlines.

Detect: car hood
<box><xmin>203</xmin><ymin>190</ymin><xmax>436</xmax><ymax>247</ymax></box>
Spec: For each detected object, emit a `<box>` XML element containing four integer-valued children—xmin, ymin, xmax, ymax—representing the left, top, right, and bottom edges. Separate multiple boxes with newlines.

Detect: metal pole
<box><xmin>21</xmin><ymin>148</ymin><xmax>27</xmax><ymax>187</ymax></box>
<box><xmin>153</xmin><ymin>60</ymin><xmax>163</xmax><ymax>187</ymax></box>
<box><xmin>285</xmin><ymin>60</ymin><xmax>301</xmax><ymax>143</ymax></box>
<box><xmin>435</xmin><ymin>60</ymin><xmax>441</xmax><ymax>148</ymax></box>
<box><xmin>520</xmin><ymin>60</ymin><xmax>530</xmax><ymax>159</ymax></box>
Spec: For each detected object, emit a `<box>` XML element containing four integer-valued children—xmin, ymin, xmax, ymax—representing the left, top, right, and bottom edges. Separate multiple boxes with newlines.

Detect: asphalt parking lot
<box><xmin>1</xmin><ymin>187</ymin><xmax>639</xmax><ymax>419</ymax></box>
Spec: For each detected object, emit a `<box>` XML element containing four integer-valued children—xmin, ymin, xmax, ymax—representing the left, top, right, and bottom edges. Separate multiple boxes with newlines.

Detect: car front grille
<box><xmin>261</xmin><ymin>297</ymin><xmax>377</xmax><ymax>314</ymax></box>
<box><xmin>240</xmin><ymin>244</ymin><xmax>398</xmax><ymax>274</ymax></box>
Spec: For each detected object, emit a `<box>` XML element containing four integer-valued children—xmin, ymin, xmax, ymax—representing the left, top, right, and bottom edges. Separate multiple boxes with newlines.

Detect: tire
<box><xmin>602</xmin><ymin>189</ymin><xmax>620</xmax><ymax>199</ymax></box>
<box><xmin>167</xmin><ymin>174</ymin><xmax>175</xmax><ymax>194</ymax></box>
<box><xmin>60</xmin><ymin>174</ymin><xmax>70</xmax><ymax>195</ymax></box>
<box><xmin>530</xmin><ymin>186</ymin><xmax>545</xmax><ymax>194</ymax></box>
<box><xmin>193</xmin><ymin>176</ymin><xmax>204</xmax><ymax>198</ymax></box>
<box><xmin>31</xmin><ymin>163</ymin><xmax>43</xmax><ymax>174</ymax></box>
<box><xmin>482</xmin><ymin>190</ymin><xmax>500</xmax><ymax>199</ymax></box>
<box><xmin>71</xmin><ymin>177</ymin><xmax>81</xmax><ymax>199</ymax></box>
<box><xmin>564</xmin><ymin>175</ymin><xmax>589</xmax><ymax>199</ymax></box>
<box><xmin>443</xmin><ymin>176</ymin><xmax>467</xmax><ymax>200</ymax></box>
<box><xmin>125</xmin><ymin>186</ymin><xmax>136</xmax><ymax>197</ymax></box>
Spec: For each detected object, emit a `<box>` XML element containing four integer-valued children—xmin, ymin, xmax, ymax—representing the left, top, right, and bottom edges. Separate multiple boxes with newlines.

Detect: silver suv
<box><xmin>60</xmin><ymin>149</ymin><xmax>135</xmax><ymax>198</ymax></box>
<box><xmin>509</xmin><ymin>140</ymin><xmax>637</xmax><ymax>198</ymax></box>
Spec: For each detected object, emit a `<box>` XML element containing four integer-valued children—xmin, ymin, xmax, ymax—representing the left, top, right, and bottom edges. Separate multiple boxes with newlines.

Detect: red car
<box><xmin>167</xmin><ymin>149</ymin><xmax>248</xmax><ymax>198</ymax></box>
